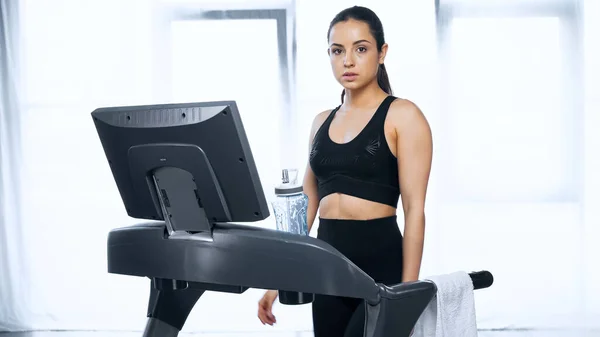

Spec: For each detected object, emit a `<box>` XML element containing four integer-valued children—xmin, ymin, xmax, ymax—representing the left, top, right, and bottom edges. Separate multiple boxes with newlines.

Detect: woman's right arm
<box><xmin>303</xmin><ymin>110</ymin><xmax>331</xmax><ymax>234</ymax></box>
<box><xmin>303</xmin><ymin>162</ymin><xmax>319</xmax><ymax>235</ymax></box>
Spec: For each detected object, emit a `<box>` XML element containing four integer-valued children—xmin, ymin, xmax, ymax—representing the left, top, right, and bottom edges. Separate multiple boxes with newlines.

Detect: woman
<box><xmin>258</xmin><ymin>5</ymin><xmax>432</xmax><ymax>336</ymax></box>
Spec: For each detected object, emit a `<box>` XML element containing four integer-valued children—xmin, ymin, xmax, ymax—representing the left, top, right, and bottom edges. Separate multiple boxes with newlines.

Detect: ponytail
<box><xmin>340</xmin><ymin>63</ymin><xmax>393</xmax><ymax>103</ymax></box>
<box><xmin>377</xmin><ymin>63</ymin><xmax>392</xmax><ymax>96</ymax></box>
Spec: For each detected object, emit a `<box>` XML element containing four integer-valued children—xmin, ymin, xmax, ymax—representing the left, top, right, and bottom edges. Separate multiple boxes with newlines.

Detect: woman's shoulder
<box><xmin>388</xmin><ymin>97</ymin><xmax>428</xmax><ymax>128</ymax></box>
<box><xmin>308</xmin><ymin>108</ymin><xmax>336</xmax><ymax>141</ymax></box>
<box><xmin>386</xmin><ymin>98</ymin><xmax>432</xmax><ymax>145</ymax></box>
<box><xmin>388</xmin><ymin>97</ymin><xmax>417</xmax><ymax>111</ymax></box>
<box><xmin>313</xmin><ymin>108</ymin><xmax>334</xmax><ymax>127</ymax></box>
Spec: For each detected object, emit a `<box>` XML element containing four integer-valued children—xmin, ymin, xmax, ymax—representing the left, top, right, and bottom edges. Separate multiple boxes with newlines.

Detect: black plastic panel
<box><xmin>107</xmin><ymin>222</ymin><xmax>381</xmax><ymax>303</ymax></box>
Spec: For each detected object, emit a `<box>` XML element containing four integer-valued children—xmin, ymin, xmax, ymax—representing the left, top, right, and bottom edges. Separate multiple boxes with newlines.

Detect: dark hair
<box><xmin>327</xmin><ymin>6</ymin><xmax>392</xmax><ymax>102</ymax></box>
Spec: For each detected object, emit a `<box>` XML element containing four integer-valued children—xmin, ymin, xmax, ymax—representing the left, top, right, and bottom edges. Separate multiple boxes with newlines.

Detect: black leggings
<box><xmin>312</xmin><ymin>216</ymin><xmax>404</xmax><ymax>337</ymax></box>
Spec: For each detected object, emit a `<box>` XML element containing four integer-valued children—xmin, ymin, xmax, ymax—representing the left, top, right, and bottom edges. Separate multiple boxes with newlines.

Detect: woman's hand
<box><xmin>257</xmin><ymin>290</ymin><xmax>278</xmax><ymax>326</ymax></box>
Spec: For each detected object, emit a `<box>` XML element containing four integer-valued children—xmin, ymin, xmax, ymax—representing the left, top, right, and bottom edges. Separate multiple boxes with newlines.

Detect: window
<box><xmin>436</xmin><ymin>0</ymin><xmax>583</xmax><ymax>202</ymax></box>
<box><xmin>433</xmin><ymin>1</ymin><xmax>585</xmax><ymax>324</ymax></box>
<box><xmin>152</xmin><ymin>5</ymin><xmax>296</xmax><ymax>227</ymax></box>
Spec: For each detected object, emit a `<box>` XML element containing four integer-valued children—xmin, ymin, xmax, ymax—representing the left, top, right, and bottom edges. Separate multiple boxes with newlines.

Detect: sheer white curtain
<box><xmin>0</xmin><ymin>0</ymin><xmax>38</xmax><ymax>331</ymax></box>
<box><xmin>2</xmin><ymin>0</ymin><xmax>599</xmax><ymax>334</ymax></box>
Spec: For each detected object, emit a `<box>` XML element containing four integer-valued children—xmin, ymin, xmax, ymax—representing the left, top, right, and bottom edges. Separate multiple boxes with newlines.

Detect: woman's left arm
<box><xmin>391</xmin><ymin>99</ymin><xmax>433</xmax><ymax>283</ymax></box>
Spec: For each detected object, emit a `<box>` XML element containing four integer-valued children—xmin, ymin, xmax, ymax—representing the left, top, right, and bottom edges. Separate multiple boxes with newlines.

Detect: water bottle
<box><xmin>271</xmin><ymin>168</ymin><xmax>314</xmax><ymax>305</ymax></box>
<box><xmin>272</xmin><ymin>168</ymin><xmax>309</xmax><ymax>236</ymax></box>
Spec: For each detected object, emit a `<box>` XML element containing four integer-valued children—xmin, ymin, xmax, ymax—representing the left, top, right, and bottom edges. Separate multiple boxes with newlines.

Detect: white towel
<box><xmin>412</xmin><ymin>271</ymin><xmax>478</xmax><ymax>337</ymax></box>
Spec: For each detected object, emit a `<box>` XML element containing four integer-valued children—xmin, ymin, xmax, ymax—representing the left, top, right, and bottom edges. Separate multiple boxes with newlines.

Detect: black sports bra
<box><xmin>309</xmin><ymin>95</ymin><xmax>400</xmax><ymax>208</ymax></box>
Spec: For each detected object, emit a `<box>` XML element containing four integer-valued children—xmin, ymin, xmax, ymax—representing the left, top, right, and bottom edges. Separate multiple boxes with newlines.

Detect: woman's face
<box><xmin>328</xmin><ymin>19</ymin><xmax>386</xmax><ymax>91</ymax></box>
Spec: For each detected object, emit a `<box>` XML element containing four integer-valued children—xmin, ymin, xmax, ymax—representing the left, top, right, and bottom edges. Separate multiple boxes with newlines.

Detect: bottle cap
<box><xmin>275</xmin><ymin>168</ymin><xmax>303</xmax><ymax>195</ymax></box>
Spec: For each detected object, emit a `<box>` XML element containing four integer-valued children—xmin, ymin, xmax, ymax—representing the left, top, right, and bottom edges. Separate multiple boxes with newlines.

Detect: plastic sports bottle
<box><xmin>272</xmin><ymin>168</ymin><xmax>309</xmax><ymax>236</ymax></box>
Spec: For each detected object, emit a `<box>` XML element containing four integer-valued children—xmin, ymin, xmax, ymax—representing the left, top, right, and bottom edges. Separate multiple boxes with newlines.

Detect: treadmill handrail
<box><xmin>469</xmin><ymin>270</ymin><xmax>494</xmax><ymax>290</ymax></box>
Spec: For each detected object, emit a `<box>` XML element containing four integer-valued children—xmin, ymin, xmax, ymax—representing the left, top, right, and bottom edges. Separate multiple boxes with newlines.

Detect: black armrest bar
<box><xmin>469</xmin><ymin>270</ymin><xmax>494</xmax><ymax>290</ymax></box>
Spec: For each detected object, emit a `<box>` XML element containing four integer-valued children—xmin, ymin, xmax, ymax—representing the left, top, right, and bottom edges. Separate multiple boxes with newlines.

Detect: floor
<box><xmin>1</xmin><ymin>331</ymin><xmax>600</xmax><ymax>337</ymax></box>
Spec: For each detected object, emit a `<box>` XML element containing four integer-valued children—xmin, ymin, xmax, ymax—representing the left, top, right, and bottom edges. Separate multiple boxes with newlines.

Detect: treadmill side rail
<box><xmin>107</xmin><ymin>222</ymin><xmax>382</xmax><ymax>303</ymax></box>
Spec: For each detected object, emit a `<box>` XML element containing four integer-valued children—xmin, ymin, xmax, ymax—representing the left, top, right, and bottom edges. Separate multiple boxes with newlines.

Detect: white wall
<box><xmin>11</xmin><ymin>0</ymin><xmax>600</xmax><ymax>333</ymax></box>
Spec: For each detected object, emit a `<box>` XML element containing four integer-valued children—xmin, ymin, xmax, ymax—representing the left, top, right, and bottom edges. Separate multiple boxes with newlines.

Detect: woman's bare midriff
<box><xmin>318</xmin><ymin>193</ymin><xmax>397</xmax><ymax>220</ymax></box>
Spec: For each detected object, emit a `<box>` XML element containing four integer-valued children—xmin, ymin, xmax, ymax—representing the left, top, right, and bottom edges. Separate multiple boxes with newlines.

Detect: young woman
<box><xmin>258</xmin><ymin>5</ymin><xmax>433</xmax><ymax>336</ymax></box>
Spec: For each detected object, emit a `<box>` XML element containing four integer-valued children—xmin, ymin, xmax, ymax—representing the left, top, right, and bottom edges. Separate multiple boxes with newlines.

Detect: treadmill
<box><xmin>91</xmin><ymin>100</ymin><xmax>493</xmax><ymax>337</ymax></box>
